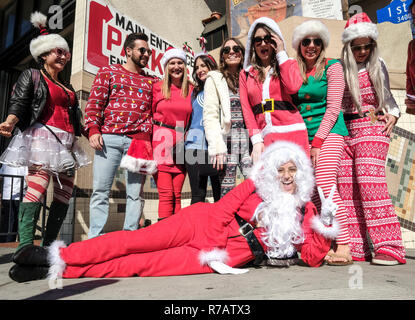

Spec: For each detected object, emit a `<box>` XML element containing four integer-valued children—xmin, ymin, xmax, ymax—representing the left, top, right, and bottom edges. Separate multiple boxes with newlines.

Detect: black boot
<box><xmin>9</xmin><ymin>264</ymin><xmax>48</xmax><ymax>283</ymax></box>
<box><xmin>42</xmin><ymin>201</ymin><xmax>69</xmax><ymax>247</ymax></box>
<box><xmin>12</xmin><ymin>244</ymin><xmax>48</xmax><ymax>266</ymax></box>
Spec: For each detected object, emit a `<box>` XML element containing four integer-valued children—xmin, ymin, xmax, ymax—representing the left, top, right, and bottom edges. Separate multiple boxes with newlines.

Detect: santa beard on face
<box><xmin>253</xmin><ymin>187</ymin><xmax>305</xmax><ymax>259</ymax></box>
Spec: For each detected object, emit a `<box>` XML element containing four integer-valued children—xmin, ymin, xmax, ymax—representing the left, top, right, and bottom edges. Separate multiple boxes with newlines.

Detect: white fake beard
<box><xmin>254</xmin><ymin>192</ymin><xmax>305</xmax><ymax>259</ymax></box>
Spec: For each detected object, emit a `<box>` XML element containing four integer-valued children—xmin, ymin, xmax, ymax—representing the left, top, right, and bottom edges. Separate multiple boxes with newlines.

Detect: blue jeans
<box><xmin>88</xmin><ymin>134</ymin><xmax>145</xmax><ymax>239</ymax></box>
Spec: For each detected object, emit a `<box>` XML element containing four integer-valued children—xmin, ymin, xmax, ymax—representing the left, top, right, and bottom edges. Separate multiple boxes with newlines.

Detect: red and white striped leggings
<box><xmin>311</xmin><ymin>133</ymin><xmax>350</xmax><ymax>245</ymax></box>
<box><xmin>337</xmin><ymin>118</ymin><xmax>406</xmax><ymax>263</ymax></box>
<box><xmin>23</xmin><ymin>167</ymin><xmax>74</xmax><ymax>204</ymax></box>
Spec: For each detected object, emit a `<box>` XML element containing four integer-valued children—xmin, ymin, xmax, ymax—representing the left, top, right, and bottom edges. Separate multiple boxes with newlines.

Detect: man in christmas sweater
<box><xmin>84</xmin><ymin>33</ymin><xmax>156</xmax><ymax>239</ymax></box>
<box><xmin>9</xmin><ymin>141</ymin><xmax>341</xmax><ymax>282</ymax></box>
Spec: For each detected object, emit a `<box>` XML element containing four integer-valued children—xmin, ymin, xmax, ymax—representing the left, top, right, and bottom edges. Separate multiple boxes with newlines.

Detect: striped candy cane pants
<box><xmin>311</xmin><ymin>133</ymin><xmax>350</xmax><ymax>245</ymax></box>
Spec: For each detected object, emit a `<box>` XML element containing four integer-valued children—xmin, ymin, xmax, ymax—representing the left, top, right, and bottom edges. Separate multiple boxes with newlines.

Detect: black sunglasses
<box><xmin>134</xmin><ymin>47</ymin><xmax>152</xmax><ymax>56</ymax></box>
<box><xmin>253</xmin><ymin>34</ymin><xmax>272</xmax><ymax>45</ymax></box>
<box><xmin>351</xmin><ymin>43</ymin><xmax>373</xmax><ymax>52</ymax></box>
<box><xmin>301</xmin><ymin>38</ymin><xmax>323</xmax><ymax>47</ymax></box>
<box><xmin>222</xmin><ymin>45</ymin><xmax>242</xmax><ymax>54</ymax></box>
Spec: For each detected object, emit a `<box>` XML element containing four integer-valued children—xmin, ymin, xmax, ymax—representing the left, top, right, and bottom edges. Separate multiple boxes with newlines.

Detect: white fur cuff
<box><xmin>47</xmin><ymin>240</ymin><xmax>67</xmax><ymax>281</ymax></box>
<box><xmin>310</xmin><ymin>215</ymin><xmax>339</xmax><ymax>240</ymax></box>
<box><xmin>120</xmin><ymin>155</ymin><xmax>158</xmax><ymax>175</ymax></box>
<box><xmin>199</xmin><ymin>248</ymin><xmax>229</xmax><ymax>266</ymax></box>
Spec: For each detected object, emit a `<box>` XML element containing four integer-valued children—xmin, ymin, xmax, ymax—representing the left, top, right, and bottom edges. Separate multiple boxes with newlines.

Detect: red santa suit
<box><xmin>239</xmin><ymin>17</ymin><xmax>309</xmax><ymax>155</ymax></box>
<box><xmin>47</xmin><ymin>142</ymin><xmax>338</xmax><ymax>279</ymax></box>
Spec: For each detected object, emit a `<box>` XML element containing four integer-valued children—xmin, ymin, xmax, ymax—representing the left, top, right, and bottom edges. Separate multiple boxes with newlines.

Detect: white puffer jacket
<box><xmin>203</xmin><ymin>70</ymin><xmax>232</xmax><ymax>156</ymax></box>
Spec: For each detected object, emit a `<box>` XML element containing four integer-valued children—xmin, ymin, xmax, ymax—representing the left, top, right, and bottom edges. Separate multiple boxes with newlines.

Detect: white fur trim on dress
<box><xmin>342</xmin><ymin>22</ymin><xmax>378</xmax><ymax>44</ymax></box>
<box><xmin>310</xmin><ymin>215</ymin><xmax>339</xmax><ymax>240</ymax></box>
<box><xmin>198</xmin><ymin>248</ymin><xmax>229</xmax><ymax>266</ymax></box>
<box><xmin>292</xmin><ymin>20</ymin><xmax>330</xmax><ymax>50</ymax></box>
<box><xmin>120</xmin><ymin>155</ymin><xmax>158</xmax><ymax>175</ymax></box>
<box><xmin>47</xmin><ymin>240</ymin><xmax>67</xmax><ymax>281</ymax></box>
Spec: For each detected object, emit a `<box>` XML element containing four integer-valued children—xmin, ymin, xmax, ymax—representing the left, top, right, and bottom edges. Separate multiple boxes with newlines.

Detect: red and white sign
<box><xmin>84</xmin><ymin>0</ymin><xmax>194</xmax><ymax>77</ymax></box>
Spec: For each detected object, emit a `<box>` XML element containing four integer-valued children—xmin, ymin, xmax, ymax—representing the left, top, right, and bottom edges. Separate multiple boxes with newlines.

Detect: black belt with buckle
<box><xmin>344</xmin><ymin>111</ymin><xmax>384</xmax><ymax>121</ymax></box>
<box><xmin>252</xmin><ymin>99</ymin><xmax>296</xmax><ymax>115</ymax></box>
<box><xmin>153</xmin><ymin>120</ymin><xmax>185</xmax><ymax>132</ymax></box>
<box><xmin>234</xmin><ymin>214</ymin><xmax>265</xmax><ymax>265</ymax></box>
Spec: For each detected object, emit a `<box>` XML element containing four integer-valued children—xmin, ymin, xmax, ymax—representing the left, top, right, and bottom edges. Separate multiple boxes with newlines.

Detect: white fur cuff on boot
<box><xmin>47</xmin><ymin>240</ymin><xmax>67</xmax><ymax>281</ymax></box>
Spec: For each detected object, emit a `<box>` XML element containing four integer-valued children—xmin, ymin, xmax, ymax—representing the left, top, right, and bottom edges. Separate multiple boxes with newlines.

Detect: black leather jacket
<box><xmin>8</xmin><ymin>68</ymin><xmax>83</xmax><ymax>136</ymax></box>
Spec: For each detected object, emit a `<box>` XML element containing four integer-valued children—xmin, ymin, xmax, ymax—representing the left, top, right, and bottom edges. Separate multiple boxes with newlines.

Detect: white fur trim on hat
<box><xmin>160</xmin><ymin>48</ymin><xmax>187</xmax><ymax>70</ymax></box>
<box><xmin>342</xmin><ymin>22</ymin><xmax>378</xmax><ymax>44</ymax></box>
<box><xmin>120</xmin><ymin>154</ymin><xmax>158</xmax><ymax>175</ymax></box>
<box><xmin>198</xmin><ymin>248</ymin><xmax>229</xmax><ymax>266</ymax></box>
<box><xmin>292</xmin><ymin>20</ymin><xmax>330</xmax><ymax>50</ymax></box>
<box><xmin>30</xmin><ymin>34</ymin><xmax>70</xmax><ymax>62</ymax></box>
<box><xmin>47</xmin><ymin>240</ymin><xmax>67</xmax><ymax>281</ymax></box>
<box><xmin>244</xmin><ymin>17</ymin><xmax>286</xmax><ymax>71</ymax></box>
<box><xmin>29</xmin><ymin>11</ymin><xmax>69</xmax><ymax>62</ymax></box>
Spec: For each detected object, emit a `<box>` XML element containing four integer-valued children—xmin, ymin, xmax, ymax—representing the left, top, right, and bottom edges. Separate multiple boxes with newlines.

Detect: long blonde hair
<box><xmin>341</xmin><ymin>40</ymin><xmax>384</xmax><ymax>115</ymax></box>
<box><xmin>161</xmin><ymin>61</ymin><xmax>190</xmax><ymax>99</ymax></box>
<box><xmin>296</xmin><ymin>46</ymin><xmax>327</xmax><ymax>84</ymax></box>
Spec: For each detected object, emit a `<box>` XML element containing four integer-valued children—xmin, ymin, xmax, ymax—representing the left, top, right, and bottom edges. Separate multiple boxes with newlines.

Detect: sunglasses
<box><xmin>222</xmin><ymin>45</ymin><xmax>242</xmax><ymax>54</ymax></box>
<box><xmin>134</xmin><ymin>47</ymin><xmax>152</xmax><ymax>56</ymax></box>
<box><xmin>351</xmin><ymin>43</ymin><xmax>373</xmax><ymax>52</ymax></box>
<box><xmin>51</xmin><ymin>48</ymin><xmax>71</xmax><ymax>60</ymax></box>
<box><xmin>253</xmin><ymin>34</ymin><xmax>272</xmax><ymax>45</ymax></box>
<box><xmin>301</xmin><ymin>38</ymin><xmax>323</xmax><ymax>47</ymax></box>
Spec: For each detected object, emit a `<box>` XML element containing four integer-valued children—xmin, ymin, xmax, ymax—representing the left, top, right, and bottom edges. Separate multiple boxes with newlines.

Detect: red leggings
<box><xmin>153</xmin><ymin>170</ymin><xmax>186</xmax><ymax>219</ymax></box>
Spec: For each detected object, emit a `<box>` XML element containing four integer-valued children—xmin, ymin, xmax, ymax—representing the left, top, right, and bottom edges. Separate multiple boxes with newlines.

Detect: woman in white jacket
<box><xmin>203</xmin><ymin>38</ymin><xmax>252</xmax><ymax>197</ymax></box>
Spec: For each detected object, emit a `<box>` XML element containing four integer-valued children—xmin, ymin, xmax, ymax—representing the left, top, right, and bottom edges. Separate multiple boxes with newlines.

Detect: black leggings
<box><xmin>185</xmin><ymin>149</ymin><xmax>221</xmax><ymax>204</ymax></box>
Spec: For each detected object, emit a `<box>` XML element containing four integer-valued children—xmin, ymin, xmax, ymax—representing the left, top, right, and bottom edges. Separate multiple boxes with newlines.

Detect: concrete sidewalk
<box><xmin>0</xmin><ymin>246</ymin><xmax>414</xmax><ymax>301</ymax></box>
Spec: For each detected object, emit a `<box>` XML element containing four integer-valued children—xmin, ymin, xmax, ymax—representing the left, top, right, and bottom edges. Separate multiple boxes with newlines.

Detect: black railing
<box><xmin>0</xmin><ymin>173</ymin><xmax>47</xmax><ymax>242</ymax></box>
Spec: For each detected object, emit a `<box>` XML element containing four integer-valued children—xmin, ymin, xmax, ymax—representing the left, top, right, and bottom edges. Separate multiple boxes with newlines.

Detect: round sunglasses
<box><xmin>222</xmin><ymin>45</ymin><xmax>242</xmax><ymax>54</ymax></box>
<box><xmin>134</xmin><ymin>47</ymin><xmax>152</xmax><ymax>56</ymax></box>
<box><xmin>351</xmin><ymin>43</ymin><xmax>373</xmax><ymax>52</ymax></box>
<box><xmin>253</xmin><ymin>34</ymin><xmax>272</xmax><ymax>45</ymax></box>
<box><xmin>51</xmin><ymin>48</ymin><xmax>71</xmax><ymax>60</ymax></box>
<box><xmin>301</xmin><ymin>38</ymin><xmax>323</xmax><ymax>47</ymax></box>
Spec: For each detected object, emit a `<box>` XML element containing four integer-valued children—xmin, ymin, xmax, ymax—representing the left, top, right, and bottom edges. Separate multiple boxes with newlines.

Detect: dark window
<box><xmin>2</xmin><ymin>2</ymin><xmax>17</xmax><ymax>50</ymax></box>
<box><xmin>18</xmin><ymin>0</ymin><xmax>35</xmax><ymax>37</ymax></box>
<box><xmin>202</xmin><ymin>16</ymin><xmax>228</xmax><ymax>51</ymax></box>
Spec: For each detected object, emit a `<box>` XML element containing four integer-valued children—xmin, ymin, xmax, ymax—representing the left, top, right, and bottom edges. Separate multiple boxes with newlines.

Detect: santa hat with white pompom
<box><xmin>29</xmin><ymin>11</ymin><xmax>70</xmax><ymax>62</ymax></box>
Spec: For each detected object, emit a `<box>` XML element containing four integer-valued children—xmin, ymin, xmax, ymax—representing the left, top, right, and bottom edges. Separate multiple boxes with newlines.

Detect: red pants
<box><xmin>153</xmin><ymin>170</ymin><xmax>186</xmax><ymax>219</ymax></box>
<box><xmin>337</xmin><ymin>118</ymin><xmax>406</xmax><ymax>263</ymax></box>
<box><xmin>60</xmin><ymin>184</ymin><xmax>258</xmax><ymax>278</ymax></box>
<box><xmin>311</xmin><ymin>133</ymin><xmax>349</xmax><ymax>245</ymax></box>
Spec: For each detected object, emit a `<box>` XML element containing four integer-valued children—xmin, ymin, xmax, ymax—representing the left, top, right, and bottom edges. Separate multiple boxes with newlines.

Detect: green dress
<box><xmin>294</xmin><ymin>59</ymin><xmax>348</xmax><ymax>145</ymax></box>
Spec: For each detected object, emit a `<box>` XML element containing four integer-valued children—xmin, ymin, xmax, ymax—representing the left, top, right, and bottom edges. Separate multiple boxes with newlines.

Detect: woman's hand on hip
<box><xmin>0</xmin><ymin>115</ymin><xmax>19</xmax><ymax>137</ymax></box>
<box><xmin>379</xmin><ymin>113</ymin><xmax>397</xmax><ymax>136</ymax></box>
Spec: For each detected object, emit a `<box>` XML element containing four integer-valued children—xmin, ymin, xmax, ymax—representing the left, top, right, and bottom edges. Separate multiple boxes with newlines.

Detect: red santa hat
<box><xmin>292</xmin><ymin>20</ymin><xmax>330</xmax><ymax>50</ymax></box>
<box><xmin>160</xmin><ymin>47</ymin><xmax>187</xmax><ymax>70</ymax></box>
<box><xmin>120</xmin><ymin>139</ymin><xmax>157</xmax><ymax>175</ymax></box>
<box><xmin>342</xmin><ymin>12</ymin><xmax>378</xmax><ymax>44</ymax></box>
<box><xmin>29</xmin><ymin>11</ymin><xmax>70</xmax><ymax>62</ymax></box>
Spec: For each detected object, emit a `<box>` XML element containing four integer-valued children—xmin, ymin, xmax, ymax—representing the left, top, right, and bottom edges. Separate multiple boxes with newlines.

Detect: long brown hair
<box><xmin>248</xmin><ymin>24</ymin><xmax>280</xmax><ymax>83</ymax></box>
<box><xmin>219</xmin><ymin>37</ymin><xmax>245</xmax><ymax>94</ymax></box>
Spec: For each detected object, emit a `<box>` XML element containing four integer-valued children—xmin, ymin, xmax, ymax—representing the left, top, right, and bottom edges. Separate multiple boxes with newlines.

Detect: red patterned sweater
<box><xmin>84</xmin><ymin>64</ymin><xmax>155</xmax><ymax>140</ymax></box>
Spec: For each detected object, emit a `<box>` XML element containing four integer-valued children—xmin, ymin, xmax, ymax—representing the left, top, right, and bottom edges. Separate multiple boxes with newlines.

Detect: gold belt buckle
<box><xmin>262</xmin><ymin>98</ymin><xmax>275</xmax><ymax>113</ymax></box>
